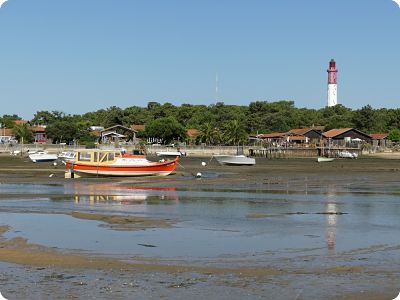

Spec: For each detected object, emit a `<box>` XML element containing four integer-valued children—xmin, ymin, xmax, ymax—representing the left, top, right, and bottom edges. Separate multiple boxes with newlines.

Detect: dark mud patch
<box><xmin>246</xmin><ymin>213</ymin><xmax>283</xmax><ymax>219</ymax></box>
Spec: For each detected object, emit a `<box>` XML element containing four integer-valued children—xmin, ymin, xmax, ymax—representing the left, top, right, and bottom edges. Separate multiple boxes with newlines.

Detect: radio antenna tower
<box><xmin>215</xmin><ymin>73</ymin><xmax>219</xmax><ymax>104</ymax></box>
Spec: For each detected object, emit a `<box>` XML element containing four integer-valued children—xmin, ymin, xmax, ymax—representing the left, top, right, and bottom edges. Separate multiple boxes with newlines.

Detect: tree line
<box><xmin>1</xmin><ymin>101</ymin><xmax>400</xmax><ymax>145</ymax></box>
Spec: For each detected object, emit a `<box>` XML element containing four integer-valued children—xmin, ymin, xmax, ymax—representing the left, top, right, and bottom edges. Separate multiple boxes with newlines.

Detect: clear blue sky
<box><xmin>0</xmin><ymin>0</ymin><xmax>399</xmax><ymax>119</ymax></box>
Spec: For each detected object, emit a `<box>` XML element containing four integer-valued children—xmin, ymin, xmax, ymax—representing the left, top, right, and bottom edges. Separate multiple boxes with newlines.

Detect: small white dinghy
<box><xmin>317</xmin><ymin>157</ymin><xmax>335</xmax><ymax>163</ymax></box>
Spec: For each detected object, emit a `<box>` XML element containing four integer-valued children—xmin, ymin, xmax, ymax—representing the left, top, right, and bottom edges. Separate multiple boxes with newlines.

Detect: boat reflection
<box><xmin>326</xmin><ymin>203</ymin><xmax>337</xmax><ymax>251</ymax></box>
<box><xmin>70</xmin><ymin>183</ymin><xmax>179</xmax><ymax>205</ymax></box>
<box><xmin>325</xmin><ymin>186</ymin><xmax>338</xmax><ymax>252</ymax></box>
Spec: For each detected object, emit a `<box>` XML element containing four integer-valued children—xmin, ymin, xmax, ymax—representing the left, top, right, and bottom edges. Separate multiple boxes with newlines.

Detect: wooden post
<box><xmin>20</xmin><ymin>137</ymin><xmax>23</xmax><ymax>157</ymax></box>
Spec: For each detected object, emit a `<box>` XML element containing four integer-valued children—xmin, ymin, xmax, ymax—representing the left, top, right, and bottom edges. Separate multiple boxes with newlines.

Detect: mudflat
<box><xmin>0</xmin><ymin>154</ymin><xmax>399</xmax><ymax>299</ymax></box>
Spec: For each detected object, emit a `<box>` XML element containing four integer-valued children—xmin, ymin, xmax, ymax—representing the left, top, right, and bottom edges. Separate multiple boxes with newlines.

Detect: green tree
<box><xmin>222</xmin><ymin>119</ymin><xmax>247</xmax><ymax>145</ymax></box>
<box><xmin>12</xmin><ymin>124</ymin><xmax>33</xmax><ymax>143</ymax></box>
<box><xmin>0</xmin><ymin>114</ymin><xmax>21</xmax><ymax>128</ymax></box>
<box><xmin>82</xmin><ymin>110</ymin><xmax>106</xmax><ymax>126</ymax></box>
<box><xmin>123</xmin><ymin>106</ymin><xmax>151</xmax><ymax>126</ymax></box>
<box><xmin>352</xmin><ymin>105</ymin><xmax>376</xmax><ymax>133</ymax></box>
<box><xmin>371</xmin><ymin>108</ymin><xmax>389</xmax><ymax>133</ymax></box>
<box><xmin>75</xmin><ymin>120</ymin><xmax>97</xmax><ymax>143</ymax></box>
<box><xmin>320</xmin><ymin>105</ymin><xmax>354</xmax><ymax>130</ymax></box>
<box><xmin>176</xmin><ymin>104</ymin><xmax>196</xmax><ymax>125</ymax></box>
<box><xmin>199</xmin><ymin>122</ymin><xmax>218</xmax><ymax>145</ymax></box>
<box><xmin>388</xmin><ymin>128</ymin><xmax>400</xmax><ymax>142</ymax></box>
<box><xmin>210</xmin><ymin>102</ymin><xmax>247</xmax><ymax>127</ymax></box>
<box><xmin>45</xmin><ymin>121</ymin><xmax>78</xmax><ymax>144</ymax></box>
<box><xmin>102</xmin><ymin>106</ymin><xmax>124</xmax><ymax>128</ymax></box>
<box><xmin>32</xmin><ymin>110</ymin><xmax>64</xmax><ymax>125</ymax></box>
<box><xmin>188</xmin><ymin>105</ymin><xmax>214</xmax><ymax>127</ymax></box>
<box><xmin>145</xmin><ymin>117</ymin><xmax>186</xmax><ymax>144</ymax></box>
<box><xmin>147</xmin><ymin>102</ymin><xmax>165</xmax><ymax>120</ymax></box>
<box><xmin>385</xmin><ymin>109</ymin><xmax>400</xmax><ymax>131</ymax></box>
<box><xmin>247</xmin><ymin>100</ymin><xmax>299</xmax><ymax>133</ymax></box>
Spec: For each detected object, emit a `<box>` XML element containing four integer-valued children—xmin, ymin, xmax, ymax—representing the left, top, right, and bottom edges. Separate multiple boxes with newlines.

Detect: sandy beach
<box><xmin>0</xmin><ymin>154</ymin><xmax>400</xmax><ymax>299</ymax></box>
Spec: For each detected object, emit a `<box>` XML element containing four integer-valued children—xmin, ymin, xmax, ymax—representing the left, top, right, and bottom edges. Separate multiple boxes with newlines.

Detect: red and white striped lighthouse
<box><xmin>327</xmin><ymin>59</ymin><xmax>338</xmax><ymax>107</ymax></box>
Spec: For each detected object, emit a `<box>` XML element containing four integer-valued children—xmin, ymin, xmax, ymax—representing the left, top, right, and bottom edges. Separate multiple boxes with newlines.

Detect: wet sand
<box><xmin>0</xmin><ymin>155</ymin><xmax>400</xmax><ymax>299</ymax></box>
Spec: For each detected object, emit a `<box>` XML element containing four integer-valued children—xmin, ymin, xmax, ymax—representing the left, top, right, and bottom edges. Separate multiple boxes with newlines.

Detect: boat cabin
<box><xmin>75</xmin><ymin>149</ymin><xmax>125</xmax><ymax>164</ymax></box>
<box><xmin>74</xmin><ymin>148</ymin><xmax>147</xmax><ymax>165</ymax></box>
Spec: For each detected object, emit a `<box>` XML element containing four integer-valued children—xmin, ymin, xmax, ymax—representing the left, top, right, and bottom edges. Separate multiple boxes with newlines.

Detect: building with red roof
<box><xmin>322</xmin><ymin>128</ymin><xmax>371</xmax><ymax>144</ymax></box>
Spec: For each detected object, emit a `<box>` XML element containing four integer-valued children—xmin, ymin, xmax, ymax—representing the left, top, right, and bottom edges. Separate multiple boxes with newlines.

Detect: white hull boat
<box><xmin>58</xmin><ymin>151</ymin><xmax>76</xmax><ymax>162</ymax></box>
<box><xmin>338</xmin><ymin>151</ymin><xmax>358</xmax><ymax>159</ymax></box>
<box><xmin>214</xmin><ymin>154</ymin><xmax>256</xmax><ymax>166</ymax></box>
<box><xmin>317</xmin><ymin>157</ymin><xmax>335</xmax><ymax>163</ymax></box>
<box><xmin>29</xmin><ymin>151</ymin><xmax>58</xmax><ymax>163</ymax></box>
<box><xmin>156</xmin><ymin>151</ymin><xmax>186</xmax><ymax>157</ymax></box>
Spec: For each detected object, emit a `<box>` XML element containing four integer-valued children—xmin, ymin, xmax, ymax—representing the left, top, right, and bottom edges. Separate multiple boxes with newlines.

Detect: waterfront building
<box><xmin>322</xmin><ymin>128</ymin><xmax>371</xmax><ymax>145</ymax></box>
<box><xmin>32</xmin><ymin>125</ymin><xmax>47</xmax><ymax>143</ymax></box>
<box><xmin>286</xmin><ymin>128</ymin><xmax>323</xmax><ymax>144</ymax></box>
<box><xmin>370</xmin><ymin>133</ymin><xmax>389</xmax><ymax>148</ymax></box>
<box><xmin>100</xmin><ymin>125</ymin><xmax>137</xmax><ymax>144</ymax></box>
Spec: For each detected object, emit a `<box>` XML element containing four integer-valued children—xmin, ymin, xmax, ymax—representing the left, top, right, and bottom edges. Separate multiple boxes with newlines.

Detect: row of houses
<box><xmin>252</xmin><ymin>127</ymin><xmax>389</xmax><ymax>147</ymax></box>
<box><xmin>0</xmin><ymin>126</ymin><xmax>47</xmax><ymax>144</ymax></box>
<box><xmin>0</xmin><ymin>120</ymin><xmax>390</xmax><ymax>148</ymax></box>
<box><xmin>0</xmin><ymin>124</ymin><xmax>140</xmax><ymax>145</ymax></box>
<box><xmin>0</xmin><ymin>122</ymin><xmax>201</xmax><ymax>145</ymax></box>
<box><xmin>96</xmin><ymin>125</ymin><xmax>201</xmax><ymax>145</ymax></box>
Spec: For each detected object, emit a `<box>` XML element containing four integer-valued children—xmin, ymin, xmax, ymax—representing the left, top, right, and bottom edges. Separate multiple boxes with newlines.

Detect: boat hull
<box><xmin>317</xmin><ymin>157</ymin><xmax>335</xmax><ymax>163</ymax></box>
<box><xmin>214</xmin><ymin>155</ymin><xmax>255</xmax><ymax>166</ymax></box>
<box><xmin>156</xmin><ymin>151</ymin><xmax>186</xmax><ymax>157</ymax></box>
<box><xmin>66</xmin><ymin>158</ymin><xmax>178</xmax><ymax>177</ymax></box>
<box><xmin>29</xmin><ymin>153</ymin><xmax>58</xmax><ymax>163</ymax></box>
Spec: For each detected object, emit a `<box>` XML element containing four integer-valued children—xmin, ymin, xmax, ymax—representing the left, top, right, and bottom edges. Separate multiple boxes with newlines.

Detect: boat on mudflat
<box><xmin>214</xmin><ymin>154</ymin><xmax>256</xmax><ymax>166</ymax></box>
<box><xmin>213</xmin><ymin>144</ymin><xmax>256</xmax><ymax>166</ymax></box>
<box><xmin>338</xmin><ymin>150</ymin><xmax>358</xmax><ymax>159</ymax></box>
<box><xmin>156</xmin><ymin>151</ymin><xmax>186</xmax><ymax>157</ymax></box>
<box><xmin>29</xmin><ymin>151</ymin><xmax>58</xmax><ymax>163</ymax></box>
<box><xmin>317</xmin><ymin>157</ymin><xmax>335</xmax><ymax>163</ymax></box>
<box><xmin>65</xmin><ymin>149</ymin><xmax>179</xmax><ymax>177</ymax></box>
<box><xmin>58</xmin><ymin>151</ymin><xmax>76</xmax><ymax>162</ymax></box>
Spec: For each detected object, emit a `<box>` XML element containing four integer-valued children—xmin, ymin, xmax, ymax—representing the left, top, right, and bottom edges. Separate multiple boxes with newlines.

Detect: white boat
<box><xmin>317</xmin><ymin>157</ymin><xmax>335</xmax><ymax>163</ymax></box>
<box><xmin>338</xmin><ymin>150</ymin><xmax>357</xmax><ymax>159</ymax></box>
<box><xmin>214</xmin><ymin>154</ymin><xmax>256</xmax><ymax>166</ymax></box>
<box><xmin>156</xmin><ymin>151</ymin><xmax>186</xmax><ymax>157</ymax></box>
<box><xmin>58</xmin><ymin>151</ymin><xmax>76</xmax><ymax>162</ymax></box>
<box><xmin>29</xmin><ymin>151</ymin><xmax>58</xmax><ymax>163</ymax></box>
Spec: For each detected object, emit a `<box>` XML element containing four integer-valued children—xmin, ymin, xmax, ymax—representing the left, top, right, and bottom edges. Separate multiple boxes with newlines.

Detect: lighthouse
<box><xmin>327</xmin><ymin>59</ymin><xmax>338</xmax><ymax>107</ymax></box>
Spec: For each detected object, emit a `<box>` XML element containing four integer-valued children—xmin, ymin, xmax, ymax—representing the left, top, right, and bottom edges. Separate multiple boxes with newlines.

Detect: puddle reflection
<box><xmin>70</xmin><ymin>183</ymin><xmax>179</xmax><ymax>205</ymax></box>
<box><xmin>325</xmin><ymin>186</ymin><xmax>338</xmax><ymax>252</ymax></box>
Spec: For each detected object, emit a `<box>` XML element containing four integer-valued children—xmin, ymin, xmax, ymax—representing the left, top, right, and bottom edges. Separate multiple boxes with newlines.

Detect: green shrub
<box><xmin>85</xmin><ymin>141</ymin><xmax>96</xmax><ymax>149</ymax></box>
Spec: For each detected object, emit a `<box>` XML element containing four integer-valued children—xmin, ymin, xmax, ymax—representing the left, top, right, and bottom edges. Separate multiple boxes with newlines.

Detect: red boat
<box><xmin>65</xmin><ymin>149</ymin><xmax>179</xmax><ymax>177</ymax></box>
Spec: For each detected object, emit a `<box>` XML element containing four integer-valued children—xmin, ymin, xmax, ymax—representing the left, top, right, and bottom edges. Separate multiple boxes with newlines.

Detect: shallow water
<box><xmin>1</xmin><ymin>181</ymin><xmax>400</xmax><ymax>261</ymax></box>
<box><xmin>1</xmin><ymin>170</ymin><xmax>400</xmax><ymax>300</ymax></box>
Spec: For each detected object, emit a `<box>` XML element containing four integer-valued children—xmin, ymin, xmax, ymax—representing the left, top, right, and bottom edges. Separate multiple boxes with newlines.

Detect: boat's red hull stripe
<box><xmin>66</xmin><ymin>160</ymin><xmax>177</xmax><ymax>175</ymax></box>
